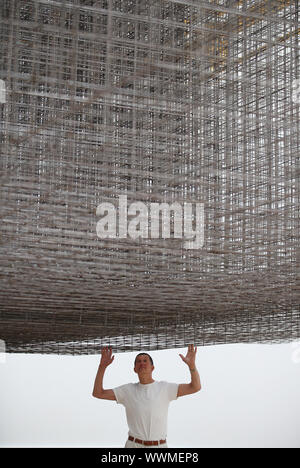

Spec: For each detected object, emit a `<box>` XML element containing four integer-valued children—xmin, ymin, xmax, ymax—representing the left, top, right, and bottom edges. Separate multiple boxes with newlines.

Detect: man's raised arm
<box><xmin>177</xmin><ymin>344</ymin><xmax>201</xmax><ymax>398</ymax></box>
<box><xmin>92</xmin><ymin>346</ymin><xmax>116</xmax><ymax>400</ymax></box>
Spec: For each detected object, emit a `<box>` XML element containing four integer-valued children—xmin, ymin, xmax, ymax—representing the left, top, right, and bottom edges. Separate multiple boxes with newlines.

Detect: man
<box><xmin>92</xmin><ymin>344</ymin><xmax>201</xmax><ymax>448</ymax></box>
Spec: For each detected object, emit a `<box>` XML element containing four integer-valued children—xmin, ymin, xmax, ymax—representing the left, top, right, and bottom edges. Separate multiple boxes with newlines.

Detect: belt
<box><xmin>128</xmin><ymin>435</ymin><xmax>166</xmax><ymax>446</ymax></box>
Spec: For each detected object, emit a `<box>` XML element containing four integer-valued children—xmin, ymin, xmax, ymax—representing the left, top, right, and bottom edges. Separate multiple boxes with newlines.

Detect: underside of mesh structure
<box><xmin>0</xmin><ymin>0</ymin><xmax>299</xmax><ymax>355</ymax></box>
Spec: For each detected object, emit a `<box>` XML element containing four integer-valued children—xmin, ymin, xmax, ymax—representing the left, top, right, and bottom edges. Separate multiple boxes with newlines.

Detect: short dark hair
<box><xmin>134</xmin><ymin>353</ymin><xmax>154</xmax><ymax>366</ymax></box>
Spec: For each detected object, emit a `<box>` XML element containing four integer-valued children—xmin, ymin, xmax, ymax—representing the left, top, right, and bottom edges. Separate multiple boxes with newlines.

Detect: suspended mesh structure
<box><xmin>0</xmin><ymin>0</ymin><xmax>299</xmax><ymax>354</ymax></box>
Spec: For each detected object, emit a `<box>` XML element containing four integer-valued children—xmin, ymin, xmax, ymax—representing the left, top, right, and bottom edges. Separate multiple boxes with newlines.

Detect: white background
<box><xmin>1</xmin><ymin>342</ymin><xmax>300</xmax><ymax>448</ymax></box>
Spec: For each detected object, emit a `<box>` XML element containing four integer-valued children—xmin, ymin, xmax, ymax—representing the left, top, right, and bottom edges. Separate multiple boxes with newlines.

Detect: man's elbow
<box><xmin>192</xmin><ymin>384</ymin><xmax>201</xmax><ymax>394</ymax></box>
<box><xmin>92</xmin><ymin>391</ymin><xmax>103</xmax><ymax>399</ymax></box>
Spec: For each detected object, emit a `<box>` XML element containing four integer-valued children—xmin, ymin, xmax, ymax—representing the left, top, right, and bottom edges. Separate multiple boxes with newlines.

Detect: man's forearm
<box><xmin>92</xmin><ymin>365</ymin><xmax>106</xmax><ymax>396</ymax></box>
<box><xmin>189</xmin><ymin>366</ymin><xmax>201</xmax><ymax>391</ymax></box>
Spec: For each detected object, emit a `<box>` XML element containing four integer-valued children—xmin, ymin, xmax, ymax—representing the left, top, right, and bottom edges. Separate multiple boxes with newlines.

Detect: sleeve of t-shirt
<box><xmin>164</xmin><ymin>381</ymin><xmax>179</xmax><ymax>401</ymax></box>
<box><xmin>112</xmin><ymin>383</ymin><xmax>131</xmax><ymax>405</ymax></box>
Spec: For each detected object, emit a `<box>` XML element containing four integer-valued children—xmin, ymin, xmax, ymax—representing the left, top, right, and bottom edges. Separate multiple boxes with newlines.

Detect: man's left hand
<box><xmin>179</xmin><ymin>344</ymin><xmax>197</xmax><ymax>369</ymax></box>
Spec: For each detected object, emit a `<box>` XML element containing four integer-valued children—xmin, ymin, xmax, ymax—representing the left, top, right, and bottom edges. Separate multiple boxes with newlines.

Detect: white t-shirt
<box><xmin>113</xmin><ymin>380</ymin><xmax>179</xmax><ymax>441</ymax></box>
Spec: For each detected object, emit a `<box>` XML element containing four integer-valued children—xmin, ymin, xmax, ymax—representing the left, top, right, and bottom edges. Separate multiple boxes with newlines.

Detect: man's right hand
<box><xmin>100</xmin><ymin>346</ymin><xmax>115</xmax><ymax>368</ymax></box>
<box><xmin>93</xmin><ymin>346</ymin><xmax>116</xmax><ymax>400</ymax></box>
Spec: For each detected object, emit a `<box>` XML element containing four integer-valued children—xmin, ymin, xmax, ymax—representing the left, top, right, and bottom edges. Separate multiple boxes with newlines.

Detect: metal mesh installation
<box><xmin>0</xmin><ymin>0</ymin><xmax>299</xmax><ymax>354</ymax></box>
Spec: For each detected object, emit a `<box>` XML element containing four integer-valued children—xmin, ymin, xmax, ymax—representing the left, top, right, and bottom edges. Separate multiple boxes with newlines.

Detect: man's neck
<box><xmin>138</xmin><ymin>376</ymin><xmax>155</xmax><ymax>385</ymax></box>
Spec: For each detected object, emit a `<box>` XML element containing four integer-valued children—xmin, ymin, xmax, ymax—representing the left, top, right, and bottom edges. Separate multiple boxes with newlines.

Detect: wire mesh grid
<box><xmin>0</xmin><ymin>0</ymin><xmax>299</xmax><ymax>354</ymax></box>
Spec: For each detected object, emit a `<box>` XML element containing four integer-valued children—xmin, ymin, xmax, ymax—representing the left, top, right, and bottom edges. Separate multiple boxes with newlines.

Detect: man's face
<box><xmin>134</xmin><ymin>354</ymin><xmax>154</xmax><ymax>374</ymax></box>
